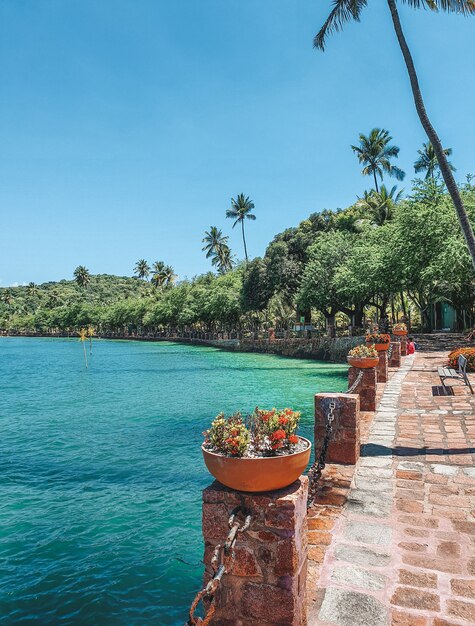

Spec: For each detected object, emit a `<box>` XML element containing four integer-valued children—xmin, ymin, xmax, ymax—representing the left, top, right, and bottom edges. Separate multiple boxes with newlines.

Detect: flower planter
<box><xmin>347</xmin><ymin>356</ymin><xmax>379</xmax><ymax>369</ymax></box>
<box><xmin>367</xmin><ymin>342</ymin><xmax>389</xmax><ymax>352</ymax></box>
<box><xmin>393</xmin><ymin>329</ymin><xmax>408</xmax><ymax>336</ymax></box>
<box><xmin>202</xmin><ymin>436</ymin><xmax>311</xmax><ymax>492</ymax></box>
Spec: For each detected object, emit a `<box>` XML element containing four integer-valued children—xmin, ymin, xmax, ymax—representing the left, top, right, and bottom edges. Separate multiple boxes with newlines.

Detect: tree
<box><xmin>414</xmin><ymin>142</ymin><xmax>455</xmax><ymax>180</ymax></box>
<box><xmin>351</xmin><ymin>128</ymin><xmax>405</xmax><ymax>192</ymax></box>
<box><xmin>357</xmin><ymin>184</ymin><xmax>403</xmax><ymax>226</ymax></box>
<box><xmin>1</xmin><ymin>289</ymin><xmax>13</xmax><ymax>305</ymax></box>
<box><xmin>202</xmin><ymin>226</ymin><xmax>233</xmax><ymax>273</ymax></box>
<box><xmin>314</xmin><ymin>0</ymin><xmax>475</xmax><ymax>270</ymax></box>
<box><xmin>151</xmin><ymin>261</ymin><xmax>176</xmax><ymax>290</ymax></box>
<box><xmin>74</xmin><ymin>266</ymin><xmax>91</xmax><ymax>289</ymax></box>
<box><xmin>226</xmin><ymin>194</ymin><xmax>256</xmax><ymax>263</ymax></box>
<box><xmin>134</xmin><ymin>259</ymin><xmax>151</xmax><ymax>280</ymax></box>
<box><xmin>26</xmin><ymin>282</ymin><xmax>39</xmax><ymax>297</ymax></box>
<box><xmin>297</xmin><ymin>231</ymin><xmax>355</xmax><ymax>336</ymax></box>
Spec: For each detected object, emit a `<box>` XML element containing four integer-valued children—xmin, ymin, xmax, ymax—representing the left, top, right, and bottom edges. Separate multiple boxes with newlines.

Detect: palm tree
<box><xmin>202</xmin><ymin>227</ymin><xmax>233</xmax><ymax>273</ymax></box>
<box><xmin>357</xmin><ymin>184</ymin><xmax>403</xmax><ymax>226</ymax></box>
<box><xmin>414</xmin><ymin>142</ymin><xmax>455</xmax><ymax>180</ymax></box>
<box><xmin>213</xmin><ymin>243</ymin><xmax>234</xmax><ymax>274</ymax></box>
<box><xmin>74</xmin><ymin>266</ymin><xmax>91</xmax><ymax>289</ymax></box>
<box><xmin>226</xmin><ymin>194</ymin><xmax>256</xmax><ymax>263</ymax></box>
<box><xmin>134</xmin><ymin>259</ymin><xmax>151</xmax><ymax>280</ymax></box>
<box><xmin>314</xmin><ymin>0</ymin><xmax>475</xmax><ymax>270</ymax></box>
<box><xmin>351</xmin><ymin>128</ymin><xmax>405</xmax><ymax>192</ymax></box>
<box><xmin>151</xmin><ymin>261</ymin><xmax>176</xmax><ymax>289</ymax></box>
<box><xmin>26</xmin><ymin>282</ymin><xmax>39</xmax><ymax>298</ymax></box>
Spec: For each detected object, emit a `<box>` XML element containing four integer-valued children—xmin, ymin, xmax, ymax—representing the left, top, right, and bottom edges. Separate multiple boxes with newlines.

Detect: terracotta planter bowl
<box><xmin>347</xmin><ymin>356</ymin><xmax>379</xmax><ymax>369</ymax></box>
<box><xmin>201</xmin><ymin>436</ymin><xmax>311</xmax><ymax>493</ymax></box>
<box><xmin>393</xmin><ymin>329</ymin><xmax>408</xmax><ymax>336</ymax></box>
<box><xmin>367</xmin><ymin>342</ymin><xmax>389</xmax><ymax>352</ymax></box>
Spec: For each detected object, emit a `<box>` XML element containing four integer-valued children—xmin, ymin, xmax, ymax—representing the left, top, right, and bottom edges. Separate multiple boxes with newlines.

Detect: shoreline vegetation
<box><xmin>1</xmin><ymin>178</ymin><xmax>475</xmax><ymax>339</ymax></box>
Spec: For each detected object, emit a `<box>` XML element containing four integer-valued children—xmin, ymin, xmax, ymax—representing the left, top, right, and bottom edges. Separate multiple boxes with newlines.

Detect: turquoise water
<box><xmin>0</xmin><ymin>338</ymin><xmax>347</xmax><ymax>625</ymax></box>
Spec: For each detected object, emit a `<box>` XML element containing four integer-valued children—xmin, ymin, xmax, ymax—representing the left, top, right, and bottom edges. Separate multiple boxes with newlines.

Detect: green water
<box><xmin>0</xmin><ymin>338</ymin><xmax>347</xmax><ymax>625</ymax></box>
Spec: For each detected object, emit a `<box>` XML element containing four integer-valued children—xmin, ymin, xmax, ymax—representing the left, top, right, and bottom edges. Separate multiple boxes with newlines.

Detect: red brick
<box><xmin>398</xmin><ymin>515</ymin><xmax>439</xmax><ymax>529</ymax></box>
<box><xmin>307</xmin><ymin>530</ymin><xmax>332</xmax><ymax>546</ymax></box>
<box><xmin>231</xmin><ymin>546</ymin><xmax>262</xmax><ymax>577</ymax></box>
<box><xmin>436</xmin><ymin>541</ymin><xmax>460</xmax><ymax>558</ymax></box>
<box><xmin>390</xmin><ymin>586</ymin><xmax>440</xmax><ymax>611</ymax></box>
<box><xmin>396</xmin><ymin>470</ymin><xmax>423</xmax><ymax>481</ymax></box>
<box><xmin>396</xmin><ymin>500</ymin><xmax>424</xmax><ymax>514</ymax></box>
<box><xmin>398</xmin><ymin>569</ymin><xmax>437</xmax><ymax>588</ymax></box>
<box><xmin>242</xmin><ymin>583</ymin><xmax>295</xmax><ymax>621</ymax></box>
<box><xmin>447</xmin><ymin>599</ymin><xmax>475</xmax><ymax>622</ymax></box>
<box><xmin>452</xmin><ymin>520</ymin><xmax>475</xmax><ymax>534</ymax></box>
<box><xmin>402</xmin><ymin>554</ymin><xmax>462</xmax><ymax>574</ymax></box>
<box><xmin>391</xmin><ymin>610</ymin><xmax>428</xmax><ymax>626</ymax></box>
<box><xmin>404</xmin><ymin>527</ymin><xmax>430</xmax><ymax>538</ymax></box>
<box><xmin>308</xmin><ymin>545</ymin><xmax>325</xmax><ymax>563</ymax></box>
<box><xmin>307</xmin><ymin>517</ymin><xmax>334</xmax><ymax>531</ymax></box>
<box><xmin>451</xmin><ymin>578</ymin><xmax>475</xmax><ymax>599</ymax></box>
<box><xmin>398</xmin><ymin>542</ymin><xmax>428</xmax><ymax>553</ymax></box>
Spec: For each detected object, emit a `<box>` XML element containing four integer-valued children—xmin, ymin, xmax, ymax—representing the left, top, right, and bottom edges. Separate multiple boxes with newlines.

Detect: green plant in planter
<box><xmin>365</xmin><ymin>333</ymin><xmax>390</xmax><ymax>344</ymax></box>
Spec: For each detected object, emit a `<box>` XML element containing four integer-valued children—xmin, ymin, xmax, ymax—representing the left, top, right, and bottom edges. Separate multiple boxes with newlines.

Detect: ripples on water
<box><xmin>0</xmin><ymin>338</ymin><xmax>347</xmax><ymax>624</ymax></box>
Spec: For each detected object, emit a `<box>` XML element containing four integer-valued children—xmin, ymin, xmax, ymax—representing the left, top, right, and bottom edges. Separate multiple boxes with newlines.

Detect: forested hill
<box><xmin>1</xmin><ymin>274</ymin><xmax>145</xmax><ymax>314</ymax></box>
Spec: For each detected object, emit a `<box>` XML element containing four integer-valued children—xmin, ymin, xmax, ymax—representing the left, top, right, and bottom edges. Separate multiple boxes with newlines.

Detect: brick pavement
<box><xmin>308</xmin><ymin>351</ymin><xmax>475</xmax><ymax>626</ymax></box>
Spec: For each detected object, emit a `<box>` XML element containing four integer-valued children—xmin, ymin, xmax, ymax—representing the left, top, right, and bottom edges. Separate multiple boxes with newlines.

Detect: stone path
<box><xmin>308</xmin><ymin>351</ymin><xmax>475</xmax><ymax>626</ymax></box>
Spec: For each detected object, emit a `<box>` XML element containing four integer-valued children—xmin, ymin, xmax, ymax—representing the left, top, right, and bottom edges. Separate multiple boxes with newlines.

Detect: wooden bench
<box><xmin>438</xmin><ymin>354</ymin><xmax>474</xmax><ymax>394</ymax></box>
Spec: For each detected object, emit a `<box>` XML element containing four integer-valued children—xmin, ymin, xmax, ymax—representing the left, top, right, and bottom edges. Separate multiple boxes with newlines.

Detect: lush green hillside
<box><xmin>2</xmin><ymin>179</ymin><xmax>475</xmax><ymax>335</ymax></box>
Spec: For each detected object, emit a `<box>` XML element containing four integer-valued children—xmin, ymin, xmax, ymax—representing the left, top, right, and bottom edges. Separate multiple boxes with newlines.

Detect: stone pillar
<box><xmin>202</xmin><ymin>479</ymin><xmax>308</xmax><ymax>626</ymax></box>
<box><xmin>400</xmin><ymin>336</ymin><xmax>407</xmax><ymax>356</ymax></box>
<box><xmin>315</xmin><ymin>393</ymin><xmax>360</xmax><ymax>465</ymax></box>
<box><xmin>377</xmin><ymin>350</ymin><xmax>388</xmax><ymax>383</ymax></box>
<box><xmin>348</xmin><ymin>366</ymin><xmax>377</xmax><ymax>412</ymax></box>
<box><xmin>389</xmin><ymin>341</ymin><xmax>401</xmax><ymax>368</ymax></box>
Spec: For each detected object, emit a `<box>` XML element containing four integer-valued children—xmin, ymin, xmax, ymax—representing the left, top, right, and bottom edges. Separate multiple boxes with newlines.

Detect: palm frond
<box><xmin>401</xmin><ymin>0</ymin><xmax>475</xmax><ymax>15</ymax></box>
<box><xmin>314</xmin><ymin>0</ymin><xmax>368</xmax><ymax>50</ymax></box>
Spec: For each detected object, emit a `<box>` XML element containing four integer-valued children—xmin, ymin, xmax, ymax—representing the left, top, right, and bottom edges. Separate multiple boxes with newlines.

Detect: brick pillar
<box><xmin>376</xmin><ymin>349</ymin><xmax>388</xmax><ymax>382</ymax></box>
<box><xmin>315</xmin><ymin>393</ymin><xmax>360</xmax><ymax>465</ymax></box>
<box><xmin>201</xmin><ymin>479</ymin><xmax>308</xmax><ymax>626</ymax></box>
<box><xmin>400</xmin><ymin>336</ymin><xmax>407</xmax><ymax>356</ymax></box>
<box><xmin>348</xmin><ymin>366</ymin><xmax>376</xmax><ymax>412</ymax></box>
<box><xmin>390</xmin><ymin>341</ymin><xmax>401</xmax><ymax>368</ymax></box>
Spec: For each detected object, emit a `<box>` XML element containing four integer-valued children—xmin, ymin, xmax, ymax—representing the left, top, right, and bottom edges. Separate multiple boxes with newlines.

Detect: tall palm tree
<box><xmin>351</xmin><ymin>128</ymin><xmax>405</xmax><ymax>192</ymax></box>
<box><xmin>74</xmin><ymin>266</ymin><xmax>91</xmax><ymax>289</ymax></box>
<box><xmin>163</xmin><ymin>265</ymin><xmax>176</xmax><ymax>287</ymax></box>
<box><xmin>414</xmin><ymin>142</ymin><xmax>455</xmax><ymax>180</ymax></box>
<box><xmin>357</xmin><ymin>184</ymin><xmax>403</xmax><ymax>226</ymax></box>
<box><xmin>226</xmin><ymin>193</ymin><xmax>256</xmax><ymax>263</ymax></box>
<box><xmin>314</xmin><ymin>0</ymin><xmax>475</xmax><ymax>270</ymax></box>
<box><xmin>134</xmin><ymin>259</ymin><xmax>151</xmax><ymax>280</ymax></box>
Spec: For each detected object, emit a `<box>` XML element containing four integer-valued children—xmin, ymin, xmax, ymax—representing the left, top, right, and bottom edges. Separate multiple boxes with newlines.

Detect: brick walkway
<box><xmin>308</xmin><ymin>351</ymin><xmax>475</xmax><ymax>626</ymax></box>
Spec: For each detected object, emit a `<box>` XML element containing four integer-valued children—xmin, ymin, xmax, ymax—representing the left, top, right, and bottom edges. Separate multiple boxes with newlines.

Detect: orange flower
<box><xmin>288</xmin><ymin>434</ymin><xmax>298</xmax><ymax>444</ymax></box>
<box><xmin>279</xmin><ymin>416</ymin><xmax>289</xmax><ymax>425</ymax></box>
<box><xmin>271</xmin><ymin>429</ymin><xmax>286</xmax><ymax>441</ymax></box>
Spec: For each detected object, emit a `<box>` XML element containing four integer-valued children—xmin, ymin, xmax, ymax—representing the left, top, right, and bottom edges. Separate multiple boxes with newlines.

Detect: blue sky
<box><xmin>0</xmin><ymin>1</ymin><xmax>473</xmax><ymax>286</ymax></box>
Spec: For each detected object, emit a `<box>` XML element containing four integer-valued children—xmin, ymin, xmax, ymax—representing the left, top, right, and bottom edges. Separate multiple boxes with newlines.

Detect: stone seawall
<box><xmin>172</xmin><ymin>336</ymin><xmax>361</xmax><ymax>363</ymax></box>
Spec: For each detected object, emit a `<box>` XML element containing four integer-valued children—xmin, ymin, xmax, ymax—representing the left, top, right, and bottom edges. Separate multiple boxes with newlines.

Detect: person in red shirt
<box><xmin>407</xmin><ymin>337</ymin><xmax>415</xmax><ymax>354</ymax></box>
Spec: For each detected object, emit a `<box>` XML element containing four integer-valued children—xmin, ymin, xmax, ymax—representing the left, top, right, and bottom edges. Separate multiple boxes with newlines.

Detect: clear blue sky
<box><xmin>0</xmin><ymin>1</ymin><xmax>473</xmax><ymax>286</ymax></box>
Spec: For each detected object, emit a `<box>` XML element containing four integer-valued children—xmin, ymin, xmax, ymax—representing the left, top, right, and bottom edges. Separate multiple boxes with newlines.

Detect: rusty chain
<box><xmin>186</xmin><ymin>506</ymin><xmax>251</xmax><ymax>626</ymax></box>
<box><xmin>307</xmin><ymin>398</ymin><xmax>337</xmax><ymax>508</ymax></box>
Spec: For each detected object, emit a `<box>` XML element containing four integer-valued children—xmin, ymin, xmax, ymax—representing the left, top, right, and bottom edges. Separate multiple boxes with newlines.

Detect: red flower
<box><xmin>279</xmin><ymin>416</ymin><xmax>289</xmax><ymax>425</ymax></box>
<box><xmin>288</xmin><ymin>434</ymin><xmax>298</xmax><ymax>444</ymax></box>
<box><xmin>271</xmin><ymin>429</ymin><xmax>286</xmax><ymax>441</ymax></box>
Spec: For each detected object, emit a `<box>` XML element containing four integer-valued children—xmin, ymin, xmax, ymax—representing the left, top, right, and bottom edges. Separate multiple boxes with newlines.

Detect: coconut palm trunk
<box><xmin>387</xmin><ymin>0</ymin><xmax>475</xmax><ymax>270</ymax></box>
<box><xmin>241</xmin><ymin>219</ymin><xmax>249</xmax><ymax>263</ymax></box>
<box><xmin>372</xmin><ymin>169</ymin><xmax>379</xmax><ymax>193</ymax></box>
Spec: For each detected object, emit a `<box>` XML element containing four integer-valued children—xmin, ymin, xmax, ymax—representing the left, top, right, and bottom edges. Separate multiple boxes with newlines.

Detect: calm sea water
<box><xmin>0</xmin><ymin>338</ymin><xmax>347</xmax><ymax>625</ymax></box>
